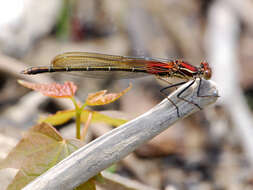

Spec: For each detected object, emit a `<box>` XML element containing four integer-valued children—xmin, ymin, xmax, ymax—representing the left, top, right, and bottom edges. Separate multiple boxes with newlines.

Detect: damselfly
<box><xmin>21</xmin><ymin>52</ymin><xmax>212</xmax><ymax>116</ymax></box>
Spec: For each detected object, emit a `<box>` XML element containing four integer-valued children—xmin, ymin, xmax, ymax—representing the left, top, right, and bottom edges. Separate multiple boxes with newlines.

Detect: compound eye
<box><xmin>200</xmin><ymin>62</ymin><xmax>212</xmax><ymax>80</ymax></box>
<box><xmin>204</xmin><ymin>69</ymin><xmax>212</xmax><ymax>80</ymax></box>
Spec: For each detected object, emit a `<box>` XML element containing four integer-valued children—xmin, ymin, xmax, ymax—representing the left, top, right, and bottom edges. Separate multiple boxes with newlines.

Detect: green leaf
<box><xmin>40</xmin><ymin>110</ymin><xmax>127</xmax><ymax>127</ymax></box>
<box><xmin>0</xmin><ymin>123</ymin><xmax>84</xmax><ymax>189</ymax></box>
<box><xmin>74</xmin><ymin>178</ymin><xmax>96</xmax><ymax>190</ymax></box>
<box><xmin>39</xmin><ymin>110</ymin><xmax>76</xmax><ymax>125</ymax></box>
<box><xmin>80</xmin><ymin>110</ymin><xmax>127</xmax><ymax>127</ymax></box>
<box><xmin>106</xmin><ymin>164</ymin><xmax>117</xmax><ymax>173</ymax></box>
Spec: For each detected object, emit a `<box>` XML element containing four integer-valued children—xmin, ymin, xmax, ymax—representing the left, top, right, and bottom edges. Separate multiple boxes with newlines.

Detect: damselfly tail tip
<box><xmin>20</xmin><ymin>69</ymin><xmax>26</xmax><ymax>74</ymax></box>
<box><xmin>20</xmin><ymin>67</ymin><xmax>42</xmax><ymax>75</ymax></box>
<box><xmin>20</xmin><ymin>69</ymin><xmax>30</xmax><ymax>75</ymax></box>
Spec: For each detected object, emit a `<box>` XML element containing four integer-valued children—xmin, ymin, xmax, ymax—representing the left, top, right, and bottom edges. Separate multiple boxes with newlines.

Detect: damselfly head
<box><xmin>200</xmin><ymin>62</ymin><xmax>212</xmax><ymax>80</ymax></box>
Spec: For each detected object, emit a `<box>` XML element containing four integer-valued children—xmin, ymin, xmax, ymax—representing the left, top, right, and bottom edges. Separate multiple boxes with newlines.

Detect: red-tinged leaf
<box><xmin>39</xmin><ymin>109</ymin><xmax>127</xmax><ymax>127</ymax></box>
<box><xmin>18</xmin><ymin>80</ymin><xmax>77</xmax><ymax>98</ymax></box>
<box><xmin>86</xmin><ymin>83</ymin><xmax>132</xmax><ymax>106</ymax></box>
<box><xmin>0</xmin><ymin>123</ymin><xmax>84</xmax><ymax>189</ymax></box>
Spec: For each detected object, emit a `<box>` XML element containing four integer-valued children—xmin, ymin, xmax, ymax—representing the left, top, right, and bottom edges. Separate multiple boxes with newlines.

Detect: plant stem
<box><xmin>75</xmin><ymin>110</ymin><xmax>81</xmax><ymax>139</ymax></box>
<box><xmin>70</xmin><ymin>97</ymin><xmax>88</xmax><ymax>140</ymax></box>
<box><xmin>70</xmin><ymin>97</ymin><xmax>81</xmax><ymax>139</ymax></box>
<box><xmin>81</xmin><ymin>112</ymin><xmax>93</xmax><ymax>141</ymax></box>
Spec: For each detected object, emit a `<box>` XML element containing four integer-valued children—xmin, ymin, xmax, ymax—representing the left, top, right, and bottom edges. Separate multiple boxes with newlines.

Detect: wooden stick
<box><xmin>23</xmin><ymin>79</ymin><xmax>218</xmax><ymax>190</ymax></box>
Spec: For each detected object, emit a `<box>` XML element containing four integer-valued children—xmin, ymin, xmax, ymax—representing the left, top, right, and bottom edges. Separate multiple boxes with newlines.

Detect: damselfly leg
<box><xmin>160</xmin><ymin>81</ymin><xmax>187</xmax><ymax>117</ymax></box>
<box><xmin>160</xmin><ymin>78</ymin><xmax>214</xmax><ymax>117</ymax></box>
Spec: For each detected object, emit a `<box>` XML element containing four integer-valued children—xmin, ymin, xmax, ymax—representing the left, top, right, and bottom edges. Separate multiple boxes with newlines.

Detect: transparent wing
<box><xmin>59</xmin><ymin>70</ymin><xmax>149</xmax><ymax>79</ymax></box>
<box><xmin>50</xmin><ymin>52</ymin><xmax>175</xmax><ymax>79</ymax></box>
<box><xmin>51</xmin><ymin>52</ymin><xmax>149</xmax><ymax>68</ymax></box>
<box><xmin>21</xmin><ymin>52</ymin><xmax>177</xmax><ymax>78</ymax></box>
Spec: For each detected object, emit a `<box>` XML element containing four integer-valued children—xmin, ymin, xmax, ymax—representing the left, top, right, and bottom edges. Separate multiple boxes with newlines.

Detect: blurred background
<box><xmin>1</xmin><ymin>0</ymin><xmax>253</xmax><ymax>189</ymax></box>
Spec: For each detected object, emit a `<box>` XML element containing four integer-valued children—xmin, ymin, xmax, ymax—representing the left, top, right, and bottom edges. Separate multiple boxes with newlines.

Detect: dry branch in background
<box><xmin>206</xmin><ymin>0</ymin><xmax>253</xmax><ymax>168</ymax></box>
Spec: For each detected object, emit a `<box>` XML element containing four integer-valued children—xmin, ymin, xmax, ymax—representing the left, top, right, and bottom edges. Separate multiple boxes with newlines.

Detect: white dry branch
<box><xmin>22</xmin><ymin>79</ymin><xmax>218</xmax><ymax>190</ymax></box>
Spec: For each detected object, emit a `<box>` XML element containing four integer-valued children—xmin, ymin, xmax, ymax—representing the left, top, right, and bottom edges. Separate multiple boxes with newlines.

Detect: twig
<box><xmin>81</xmin><ymin>112</ymin><xmax>93</xmax><ymax>141</ymax></box>
<box><xmin>22</xmin><ymin>79</ymin><xmax>218</xmax><ymax>190</ymax></box>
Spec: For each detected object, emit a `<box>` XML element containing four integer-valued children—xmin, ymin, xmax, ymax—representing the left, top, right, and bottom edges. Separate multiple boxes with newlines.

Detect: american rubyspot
<box><xmin>21</xmin><ymin>52</ymin><xmax>212</xmax><ymax>116</ymax></box>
